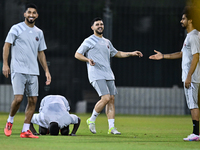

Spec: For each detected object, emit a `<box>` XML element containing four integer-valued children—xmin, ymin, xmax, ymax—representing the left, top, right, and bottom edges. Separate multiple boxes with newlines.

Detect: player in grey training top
<box><xmin>75</xmin><ymin>17</ymin><xmax>143</xmax><ymax>135</ymax></box>
<box><xmin>3</xmin><ymin>3</ymin><xmax>51</xmax><ymax>138</ymax></box>
<box><xmin>77</xmin><ymin>34</ymin><xmax>118</xmax><ymax>83</ymax></box>
<box><xmin>5</xmin><ymin>21</ymin><xmax>47</xmax><ymax>75</ymax></box>
<box><xmin>30</xmin><ymin>95</ymin><xmax>81</xmax><ymax>136</ymax></box>
<box><xmin>149</xmin><ymin>7</ymin><xmax>200</xmax><ymax>141</ymax></box>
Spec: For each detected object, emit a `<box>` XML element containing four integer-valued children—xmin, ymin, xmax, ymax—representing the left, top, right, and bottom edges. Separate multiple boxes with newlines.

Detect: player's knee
<box><xmin>102</xmin><ymin>95</ymin><xmax>111</xmax><ymax>104</ymax></box>
<box><xmin>13</xmin><ymin>95</ymin><xmax>23</xmax><ymax>104</ymax></box>
<box><xmin>28</xmin><ymin>97</ymin><xmax>37</xmax><ymax>105</ymax></box>
<box><xmin>109</xmin><ymin>95</ymin><xmax>115</xmax><ymax>103</ymax></box>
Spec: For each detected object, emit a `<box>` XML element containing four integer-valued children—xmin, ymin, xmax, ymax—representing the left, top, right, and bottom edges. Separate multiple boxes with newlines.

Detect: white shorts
<box><xmin>91</xmin><ymin>79</ymin><xmax>118</xmax><ymax>97</ymax></box>
<box><xmin>11</xmin><ymin>73</ymin><xmax>38</xmax><ymax>96</ymax></box>
<box><xmin>183</xmin><ymin>82</ymin><xmax>199</xmax><ymax>109</ymax></box>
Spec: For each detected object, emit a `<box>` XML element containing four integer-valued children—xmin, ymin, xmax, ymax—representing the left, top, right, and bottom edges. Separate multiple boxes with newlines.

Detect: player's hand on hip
<box><xmin>45</xmin><ymin>72</ymin><xmax>51</xmax><ymax>85</ymax></box>
<box><xmin>89</xmin><ymin>59</ymin><xmax>95</xmax><ymax>66</ymax></box>
<box><xmin>2</xmin><ymin>65</ymin><xmax>10</xmax><ymax>78</ymax></box>
<box><xmin>149</xmin><ymin>50</ymin><xmax>163</xmax><ymax>60</ymax></box>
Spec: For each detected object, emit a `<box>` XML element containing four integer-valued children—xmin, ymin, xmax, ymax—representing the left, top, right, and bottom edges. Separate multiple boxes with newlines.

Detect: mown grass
<box><xmin>0</xmin><ymin>113</ymin><xmax>200</xmax><ymax>150</ymax></box>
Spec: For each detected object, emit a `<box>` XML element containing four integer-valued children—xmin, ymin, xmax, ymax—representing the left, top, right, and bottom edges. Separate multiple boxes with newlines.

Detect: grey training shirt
<box><xmin>181</xmin><ymin>29</ymin><xmax>200</xmax><ymax>83</ymax></box>
<box><xmin>5</xmin><ymin>22</ymin><xmax>47</xmax><ymax>75</ymax></box>
<box><xmin>77</xmin><ymin>34</ymin><xmax>118</xmax><ymax>83</ymax></box>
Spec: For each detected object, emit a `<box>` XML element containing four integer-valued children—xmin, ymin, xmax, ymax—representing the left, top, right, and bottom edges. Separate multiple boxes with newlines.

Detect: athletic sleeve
<box><xmin>76</xmin><ymin>39</ymin><xmax>92</xmax><ymax>55</ymax></box>
<box><xmin>39</xmin><ymin>97</ymin><xmax>46</xmax><ymax>113</ymax></box>
<box><xmin>5</xmin><ymin>25</ymin><xmax>18</xmax><ymax>44</ymax></box>
<box><xmin>61</xmin><ymin>96</ymin><xmax>70</xmax><ymax>112</ymax></box>
<box><xmin>69</xmin><ymin>114</ymin><xmax>79</xmax><ymax>124</ymax></box>
<box><xmin>38</xmin><ymin>31</ymin><xmax>47</xmax><ymax>51</ymax></box>
<box><xmin>190</xmin><ymin>34</ymin><xmax>200</xmax><ymax>55</ymax></box>
<box><xmin>109</xmin><ymin>41</ymin><xmax>118</xmax><ymax>57</ymax></box>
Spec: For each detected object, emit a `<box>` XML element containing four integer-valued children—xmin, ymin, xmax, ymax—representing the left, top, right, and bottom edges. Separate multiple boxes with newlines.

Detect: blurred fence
<box><xmin>76</xmin><ymin>86</ymin><xmax>186</xmax><ymax>115</ymax></box>
<box><xmin>115</xmin><ymin>86</ymin><xmax>186</xmax><ymax>115</ymax></box>
<box><xmin>0</xmin><ymin>0</ymin><xmax>189</xmax><ymax>114</ymax></box>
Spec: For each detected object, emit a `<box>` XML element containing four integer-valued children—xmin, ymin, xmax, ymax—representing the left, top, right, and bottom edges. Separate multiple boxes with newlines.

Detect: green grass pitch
<box><xmin>1</xmin><ymin>113</ymin><xmax>200</xmax><ymax>150</ymax></box>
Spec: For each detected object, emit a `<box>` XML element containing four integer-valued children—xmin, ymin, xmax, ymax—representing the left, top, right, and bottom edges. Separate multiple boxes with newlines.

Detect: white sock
<box><xmin>90</xmin><ymin>109</ymin><xmax>100</xmax><ymax>122</ymax></box>
<box><xmin>7</xmin><ymin>115</ymin><xmax>14</xmax><ymax>123</ymax></box>
<box><xmin>22</xmin><ymin>123</ymin><xmax>30</xmax><ymax>132</ymax></box>
<box><xmin>108</xmin><ymin>119</ymin><xmax>115</xmax><ymax>129</ymax></box>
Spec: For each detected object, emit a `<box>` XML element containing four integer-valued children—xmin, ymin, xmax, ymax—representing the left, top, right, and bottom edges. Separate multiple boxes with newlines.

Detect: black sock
<box><xmin>192</xmin><ymin>120</ymin><xmax>199</xmax><ymax>135</ymax></box>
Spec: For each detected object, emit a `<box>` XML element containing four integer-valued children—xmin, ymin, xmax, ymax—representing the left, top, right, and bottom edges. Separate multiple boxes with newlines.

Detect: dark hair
<box><xmin>25</xmin><ymin>3</ymin><xmax>38</xmax><ymax>12</ymax></box>
<box><xmin>91</xmin><ymin>17</ymin><xmax>103</xmax><ymax>26</ymax></box>
<box><xmin>49</xmin><ymin>122</ymin><xmax>59</xmax><ymax>136</ymax></box>
<box><xmin>182</xmin><ymin>6</ymin><xmax>200</xmax><ymax>30</ymax></box>
<box><xmin>182</xmin><ymin>6</ymin><xmax>193</xmax><ymax>20</ymax></box>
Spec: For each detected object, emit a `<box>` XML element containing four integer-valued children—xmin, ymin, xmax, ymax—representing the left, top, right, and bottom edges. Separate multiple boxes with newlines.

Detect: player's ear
<box><xmin>91</xmin><ymin>25</ymin><xmax>94</xmax><ymax>30</ymax></box>
<box><xmin>188</xmin><ymin>19</ymin><xmax>192</xmax><ymax>25</ymax></box>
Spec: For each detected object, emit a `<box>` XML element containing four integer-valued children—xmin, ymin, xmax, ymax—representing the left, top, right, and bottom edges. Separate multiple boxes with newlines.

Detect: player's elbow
<box><xmin>74</xmin><ymin>52</ymin><xmax>79</xmax><ymax>59</ymax></box>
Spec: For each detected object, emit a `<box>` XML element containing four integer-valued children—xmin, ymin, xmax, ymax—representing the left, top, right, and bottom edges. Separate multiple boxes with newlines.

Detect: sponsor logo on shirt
<box><xmin>36</xmin><ymin>37</ymin><xmax>39</xmax><ymax>41</ymax></box>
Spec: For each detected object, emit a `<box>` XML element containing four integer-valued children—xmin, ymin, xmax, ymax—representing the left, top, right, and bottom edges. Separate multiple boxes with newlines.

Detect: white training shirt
<box><xmin>181</xmin><ymin>29</ymin><xmax>200</xmax><ymax>83</ymax></box>
<box><xmin>5</xmin><ymin>22</ymin><xmax>47</xmax><ymax>75</ymax></box>
<box><xmin>76</xmin><ymin>34</ymin><xmax>118</xmax><ymax>83</ymax></box>
<box><xmin>31</xmin><ymin>95</ymin><xmax>79</xmax><ymax>129</ymax></box>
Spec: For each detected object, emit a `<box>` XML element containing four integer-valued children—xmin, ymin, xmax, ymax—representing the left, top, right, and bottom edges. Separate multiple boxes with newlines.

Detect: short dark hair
<box><xmin>182</xmin><ymin>6</ymin><xmax>200</xmax><ymax>30</ymax></box>
<box><xmin>91</xmin><ymin>17</ymin><xmax>103</xmax><ymax>26</ymax></box>
<box><xmin>25</xmin><ymin>3</ymin><xmax>38</xmax><ymax>12</ymax></box>
<box><xmin>182</xmin><ymin>6</ymin><xmax>193</xmax><ymax>20</ymax></box>
<box><xmin>49</xmin><ymin>122</ymin><xmax>59</xmax><ymax>136</ymax></box>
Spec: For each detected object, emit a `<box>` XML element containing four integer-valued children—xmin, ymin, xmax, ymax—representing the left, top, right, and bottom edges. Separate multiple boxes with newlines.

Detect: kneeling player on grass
<box><xmin>30</xmin><ymin>95</ymin><xmax>81</xmax><ymax>136</ymax></box>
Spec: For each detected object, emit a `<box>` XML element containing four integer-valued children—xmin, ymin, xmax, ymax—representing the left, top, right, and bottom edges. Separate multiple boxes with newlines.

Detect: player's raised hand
<box><xmin>88</xmin><ymin>59</ymin><xmax>95</xmax><ymax>66</ymax></box>
<box><xmin>149</xmin><ymin>50</ymin><xmax>163</xmax><ymax>60</ymax></box>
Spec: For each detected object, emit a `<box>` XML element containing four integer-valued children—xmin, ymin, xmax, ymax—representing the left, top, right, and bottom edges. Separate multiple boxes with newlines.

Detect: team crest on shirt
<box><xmin>35</xmin><ymin>37</ymin><xmax>39</xmax><ymax>41</ymax></box>
<box><xmin>107</xmin><ymin>45</ymin><xmax>109</xmax><ymax>49</ymax></box>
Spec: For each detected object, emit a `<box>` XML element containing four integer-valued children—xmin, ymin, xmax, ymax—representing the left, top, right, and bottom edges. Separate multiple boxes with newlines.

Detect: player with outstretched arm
<box><xmin>149</xmin><ymin>7</ymin><xmax>200</xmax><ymax>141</ymax></box>
<box><xmin>75</xmin><ymin>17</ymin><xmax>143</xmax><ymax>135</ymax></box>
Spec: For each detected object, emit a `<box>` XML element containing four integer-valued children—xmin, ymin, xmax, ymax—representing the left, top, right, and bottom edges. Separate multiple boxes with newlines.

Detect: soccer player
<box><xmin>30</xmin><ymin>95</ymin><xmax>81</xmax><ymax>136</ymax></box>
<box><xmin>149</xmin><ymin>7</ymin><xmax>200</xmax><ymax>141</ymax></box>
<box><xmin>75</xmin><ymin>17</ymin><xmax>143</xmax><ymax>135</ymax></box>
<box><xmin>3</xmin><ymin>3</ymin><xmax>51</xmax><ymax>138</ymax></box>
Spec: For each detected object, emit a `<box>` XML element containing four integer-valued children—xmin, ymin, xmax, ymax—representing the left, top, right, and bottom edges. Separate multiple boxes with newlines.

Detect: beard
<box><xmin>26</xmin><ymin>18</ymin><xmax>36</xmax><ymax>24</ymax></box>
<box><xmin>181</xmin><ymin>22</ymin><xmax>188</xmax><ymax>29</ymax></box>
<box><xmin>95</xmin><ymin>28</ymin><xmax>103</xmax><ymax>35</ymax></box>
<box><xmin>96</xmin><ymin>30</ymin><xmax>103</xmax><ymax>35</ymax></box>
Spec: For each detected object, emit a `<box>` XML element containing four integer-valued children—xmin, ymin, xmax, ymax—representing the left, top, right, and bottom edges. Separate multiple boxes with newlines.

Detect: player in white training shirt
<box><xmin>30</xmin><ymin>95</ymin><xmax>81</xmax><ymax>136</ymax></box>
<box><xmin>75</xmin><ymin>17</ymin><xmax>143</xmax><ymax>135</ymax></box>
<box><xmin>3</xmin><ymin>3</ymin><xmax>51</xmax><ymax>138</ymax></box>
<box><xmin>149</xmin><ymin>7</ymin><xmax>200</xmax><ymax>141</ymax></box>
